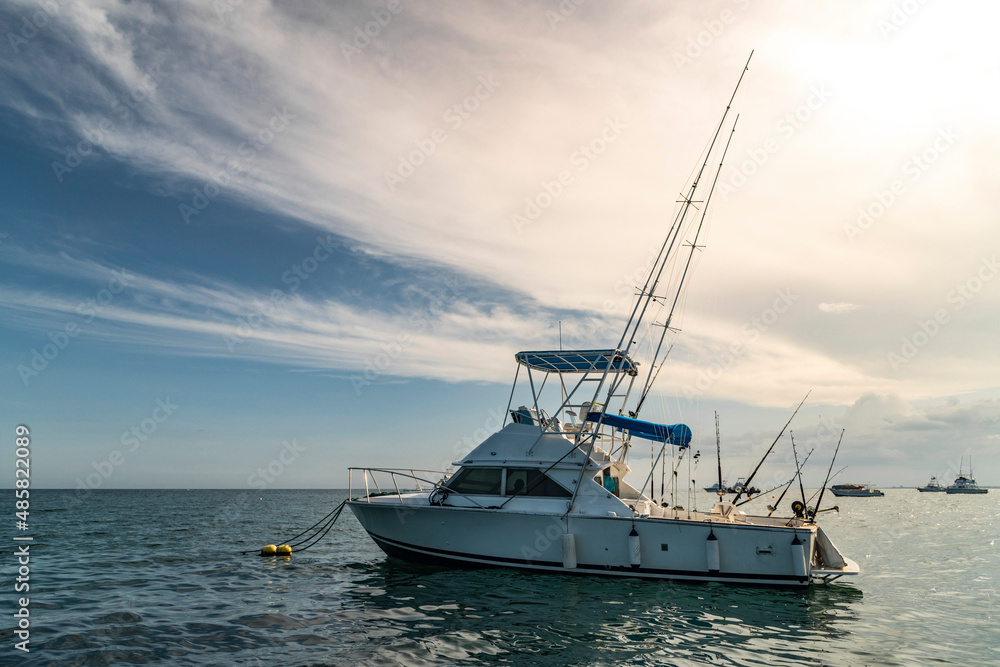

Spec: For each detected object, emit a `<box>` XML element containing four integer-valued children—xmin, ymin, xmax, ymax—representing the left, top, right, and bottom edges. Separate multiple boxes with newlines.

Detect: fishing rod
<box><xmin>791</xmin><ymin>431</ymin><xmax>807</xmax><ymax>509</ymax></box>
<box><xmin>738</xmin><ymin>449</ymin><xmax>812</xmax><ymax>509</ymax></box>
<box><xmin>765</xmin><ymin>448</ymin><xmax>814</xmax><ymax>515</ymax></box>
<box><xmin>805</xmin><ymin>465</ymin><xmax>847</xmax><ymax>505</ymax></box>
<box><xmin>732</xmin><ymin>390</ymin><xmax>811</xmax><ymax>504</ymax></box>
<box><xmin>662</xmin><ymin>445</ymin><xmax>691</xmax><ymax>512</ymax></box>
<box><xmin>811</xmin><ymin>430</ymin><xmax>844</xmax><ymax>520</ymax></box>
<box><xmin>715</xmin><ymin>411</ymin><xmax>724</xmax><ymax>500</ymax></box>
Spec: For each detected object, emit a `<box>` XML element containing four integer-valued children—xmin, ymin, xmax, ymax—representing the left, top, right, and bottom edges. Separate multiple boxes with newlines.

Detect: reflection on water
<box><xmin>330</xmin><ymin>561</ymin><xmax>862</xmax><ymax>666</ymax></box>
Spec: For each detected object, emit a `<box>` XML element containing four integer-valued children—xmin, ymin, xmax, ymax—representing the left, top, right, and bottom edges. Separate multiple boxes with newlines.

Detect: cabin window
<box><xmin>595</xmin><ymin>469</ymin><xmax>619</xmax><ymax>496</ymax></box>
<box><xmin>505</xmin><ymin>468</ymin><xmax>572</xmax><ymax>497</ymax></box>
<box><xmin>447</xmin><ymin>467</ymin><xmax>503</xmax><ymax>495</ymax></box>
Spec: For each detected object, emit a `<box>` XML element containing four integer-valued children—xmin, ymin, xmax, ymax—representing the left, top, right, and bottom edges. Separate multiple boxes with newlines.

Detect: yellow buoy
<box><xmin>260</xmin><ymin>544</ymin><xmax>277</xmax><ymax>557</ymax></box>
<box><xmin>276</xmin><ymin>544</ymin><xmax>292</xmax><ymax>556</ymax></box>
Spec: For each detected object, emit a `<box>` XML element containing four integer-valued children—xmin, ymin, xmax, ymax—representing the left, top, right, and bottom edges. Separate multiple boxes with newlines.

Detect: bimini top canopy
<box><xmin>586</xmin><ymin>412</ymin><xmax>692</xmax><ymax>447</ymax></box>
<box><xmin>515</xmin><ymin>349</ymin><xmax>638</xmax><ymax>376</ymax></box>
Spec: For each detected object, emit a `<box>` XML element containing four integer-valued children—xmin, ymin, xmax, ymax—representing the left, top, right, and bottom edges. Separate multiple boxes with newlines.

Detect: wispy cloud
<box><xmin>3</xmin><ymin>0</ymin><xmax>1000</xmax><ymax>407</ymax></box>
<box><xmin>0</xmin><ymin>248</ymin><xmax>561</xmax><ymax>384</ymax></box>
<box><xmin>818</xmin><ymin>302</ymin><xmax>860</xmax><ymax>314</ymax></box>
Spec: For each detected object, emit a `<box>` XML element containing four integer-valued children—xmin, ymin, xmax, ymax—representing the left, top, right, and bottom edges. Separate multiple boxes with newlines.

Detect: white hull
<box><xmin>348</xmin><ymin>496</ymin><xmax>856</xmax><ymax>587</ymax></box>
<box><xmin>829</xmin><ymin>490</ymin><xmax>883</xmax><ymax>497</ymax></box>
<box><xmin>829</xmin><ymin>484</ymin><xmax>883</xmax><ymax>497</ymax></box>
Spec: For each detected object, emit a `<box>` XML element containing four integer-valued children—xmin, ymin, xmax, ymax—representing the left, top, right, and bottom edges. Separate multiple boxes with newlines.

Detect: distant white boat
<box><xmin>946</xmin><ymin>458</ymin><xmax>987</xmax><ymax>494</ymax></box>
<box><xmin>916</xmin><ymin>476</ymin><xmax>945</xmax><ymax>492</ymax></box>
<box><xmin>829</xmin><ymin>483</ymin><xmax>883</xmax><ymax>497</ymax></box>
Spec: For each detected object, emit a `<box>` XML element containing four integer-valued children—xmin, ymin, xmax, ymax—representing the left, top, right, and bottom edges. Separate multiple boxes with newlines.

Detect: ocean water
<box><xmin>2</xmin><ymin>489</ymin><xmax>996</xmax><ymax>666</ymax></box>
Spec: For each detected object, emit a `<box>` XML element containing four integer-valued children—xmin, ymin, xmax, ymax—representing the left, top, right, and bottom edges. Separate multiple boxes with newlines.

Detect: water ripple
<box><xmin>7</xmin><ymin>489</ymin><xmax>996</xmax><ymax>665</ymax></box>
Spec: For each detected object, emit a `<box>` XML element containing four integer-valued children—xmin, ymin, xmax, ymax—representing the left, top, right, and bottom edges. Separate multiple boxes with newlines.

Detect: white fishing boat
<box><xmin>731</xmin><ymin>477</ymin><xmax>760</xmax><ymax>496</ymax></box>
<box><xmin>703</xmin><ymin>482</ymin><xmax>731</xmax><ymax>493</ymax></box>
<box><xmin>347</xmin><ymin>57</ymin><xmax>858</xmax><ymax>587</ymax></box>
<box><xmin>916</xmin><ymin>476</ymin><xmax>945</xmax><ymax>492</ymax></box>
<box><xmin>946</xmin><ymin>459</ymin><xmax>988</xmax><ymax>494</ymax></box>
<box><xmin>829</xmin><ymin>483</ymin><xmax>883</xmax><ymax>497</ymax></box>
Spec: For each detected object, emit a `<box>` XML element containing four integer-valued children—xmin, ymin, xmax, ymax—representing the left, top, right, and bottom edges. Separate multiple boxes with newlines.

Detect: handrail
<box><xmin>349</xmin><ymin>467</ymin><xmax>498</xmax><ymax>509</ymax></box>
<box><xmin>348</xmin><ymin>467</ymin><xmax>448</xmax><ymax>504</ymax></box>
<box><xmin>348</xmin><ymin>467</ymin><xmax>447</xmax><ymax>474</ymax></box>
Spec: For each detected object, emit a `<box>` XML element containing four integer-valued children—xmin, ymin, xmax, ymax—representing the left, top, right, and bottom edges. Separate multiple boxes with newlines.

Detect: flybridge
<box><xmin>511</xmin><ymin>349</ymin><xmax>690</xmax><ymax>448</ymax></box>
<box><xmin>505</xmin><ymin>343</ymin><xmax>692</xmax><ymax>456</ymax></box>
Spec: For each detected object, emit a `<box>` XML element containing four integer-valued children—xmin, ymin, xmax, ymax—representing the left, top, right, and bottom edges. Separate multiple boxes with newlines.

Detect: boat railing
<box><xmin>348</xmin><ymin>467</ymin><xmax>448</xmax><ymax>504</ymax></box>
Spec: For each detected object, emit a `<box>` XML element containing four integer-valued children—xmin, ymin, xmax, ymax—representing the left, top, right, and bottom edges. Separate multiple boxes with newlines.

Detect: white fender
<box><xmin>628</xmin><ymin>527</ymin><xmax>641</xmax><ymax>568</ymax></box>
<box><xmin>790</xmin><ymin>534</ymin><xmax>807</xmax><ymax>578</ymax></box>
<box><xmin>562</xmin><ymin>533</ymin><xmax>577</xmax><ymax>569</ymax></box>
<box><xmin>706</xmin><ymin>530</ymin><xmax>720</xmax><ymax>572</ymax></box>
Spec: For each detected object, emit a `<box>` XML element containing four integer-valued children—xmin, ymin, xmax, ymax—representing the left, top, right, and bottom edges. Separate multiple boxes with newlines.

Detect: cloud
<box><xmin>0</xmin><ymin>248</ymin><xmax>562</xmax><ymax>385</ymax></box>
<box><xmin>841</xmin><ymin>392</ymin><xmax>912</xmax><ymax>430</ymax></box>
<box><xmin>818</xmin><ymin>302</ymin><xmax>860</xmax><ymax>314</ymax></box>
<box><xmin>2</xmin><ymin>0</ymin><xmax>999</xmax><ymax>410</ymax></box>
<box><xmin>832</xmin><ymin>393</ymin><xmax>1000</xmax><ymax>480</ymax></box>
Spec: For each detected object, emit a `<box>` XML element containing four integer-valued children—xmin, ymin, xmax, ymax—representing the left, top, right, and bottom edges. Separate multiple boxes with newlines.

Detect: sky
<box><xmin>2</xmin><ymin>0</ymin><xmax>998</xmax><ymax>493</ymax></box>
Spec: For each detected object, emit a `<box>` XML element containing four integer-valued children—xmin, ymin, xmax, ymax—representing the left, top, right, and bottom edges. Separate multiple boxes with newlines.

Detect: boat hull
<box><xmin>829</xmin><ymin>490</ymin><xmax>883</xmax><ymax>497</ymax></box>
<box><xmin>347</xmin><ymin>499</ymin><xmax>853</xmax><ymax>587</ymax></box>
<box><xmin>945</xmin><ymin>488</ymin><xmax>988</xmax><ymax>494</ymax></box>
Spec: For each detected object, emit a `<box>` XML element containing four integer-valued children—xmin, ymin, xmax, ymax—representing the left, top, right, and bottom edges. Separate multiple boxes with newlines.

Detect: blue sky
<box><xmin>2</xmin><ymin>0</ymin><xmax>999</xmax><ymax>491</ymax></box>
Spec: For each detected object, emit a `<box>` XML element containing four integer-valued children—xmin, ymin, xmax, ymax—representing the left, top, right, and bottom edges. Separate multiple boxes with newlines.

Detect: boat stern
<box><xmin>810</xmin><ymin>524</ymin><xmax>859</xmax><ymax>584</ymax></box>
<box><xmin>811</xmin><ymin>556</ymin><xmax>860</xmax><ymax>583</ymax></box>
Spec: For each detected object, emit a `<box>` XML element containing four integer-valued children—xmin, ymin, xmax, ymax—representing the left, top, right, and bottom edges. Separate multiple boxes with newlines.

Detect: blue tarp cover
<box><xmin>586</xmin><ymin>412</ymin><xmax>692</xmax><ymax>447</ymax></box>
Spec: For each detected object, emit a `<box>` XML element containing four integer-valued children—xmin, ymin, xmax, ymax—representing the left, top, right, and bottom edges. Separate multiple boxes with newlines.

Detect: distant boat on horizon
<box><xmin>916</xmin><ymin>476</ymin><xmax>946</xmax><ymax>492</ymax></box>
<box><xmin>946</xmin><ymin>458</ymin><xmax>988</xmax><ymax>494</ymax></box>
<box><xmin>703</xmin><ymin>478</ymin><xmax>759</xmax><ymax>496</ymax></box>
<box><xmin>829</xmin><ymin>483</ymin><xmax>884</xmax><ymax>497</ymax></box>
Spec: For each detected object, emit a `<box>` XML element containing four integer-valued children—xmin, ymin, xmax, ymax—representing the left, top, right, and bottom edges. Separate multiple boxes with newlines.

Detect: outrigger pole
<box><xmin>567</xmin><ymin>53</ymin><xmax>752</xmax><ymax>515</ymax></box>
<box><xmin>634</xmin><ymin>114</ymin><xmax>739</xmax><ymax>416</ymax></box>
<box><xmin>613</xmin><ymin>52</ymin><xmax>752</xmax><ymax>396</ymax></box>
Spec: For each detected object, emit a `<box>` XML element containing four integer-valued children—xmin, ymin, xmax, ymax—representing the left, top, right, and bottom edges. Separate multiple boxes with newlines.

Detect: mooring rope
<box><xmin>242</xmin><ymin>499</ymin><xmax>348</xmax><ymax>555</ymax></box>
